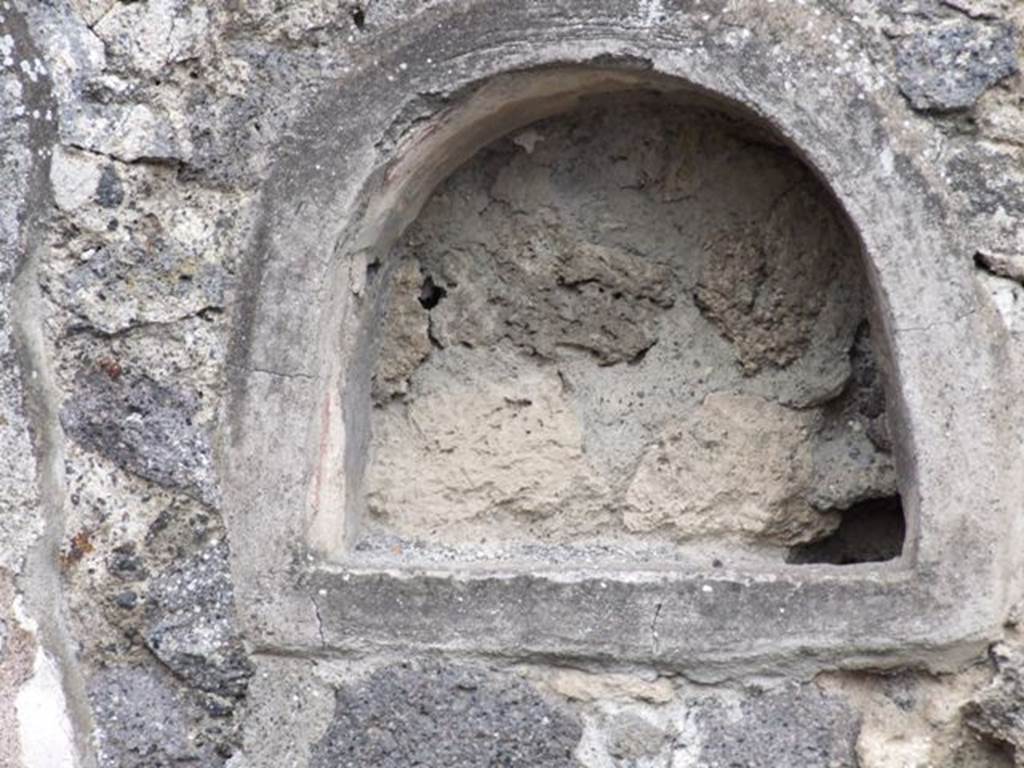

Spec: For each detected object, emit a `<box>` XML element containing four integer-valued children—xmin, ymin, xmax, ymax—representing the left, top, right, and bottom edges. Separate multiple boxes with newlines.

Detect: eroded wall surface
<box><xmin>366</xmin><ymin>100</ymin><xmax>897</xmax><ymax>565</ymax></box>
<box><xmin>1</xmin><ymin>0</ymin><xmax>1023</xmax><ymax>766</ymax></box>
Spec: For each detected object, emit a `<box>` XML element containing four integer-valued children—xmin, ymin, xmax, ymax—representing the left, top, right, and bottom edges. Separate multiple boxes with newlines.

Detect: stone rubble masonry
<box><xmin>0</xmin><ymin>0</ymin><xmax>1022</xmax><ymax>766</ymax></box>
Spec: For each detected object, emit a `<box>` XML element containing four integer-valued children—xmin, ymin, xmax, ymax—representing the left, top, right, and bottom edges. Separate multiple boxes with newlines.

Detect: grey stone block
<box><xmin>694</xmin><ymin>685</ymin><xmax>860</xmax><ymax>767</ymax></box>
<box><xmin>61</xmin><ymin>368</ymin><xmax>217</xmax><ymax>505</ymax></box>
<box><xmin>88</xmin><ymin>665</ymin><xmax>198</xmax><ymax>768</ymax></box>
<box><xmin>963</xmin><ymin>645</ymin><xmax>1024</xmax><ymax>764</ymax></box>
<box><xmin>897</xmin><ymin>22</ymin><xmax>1019</xmax><ymax>112</ymax></box>
<box><xmin>310</xmin><ymin>662</ymin><xmax>582</xmax><ymax>768</ymax></box>
<box><xmin>143</xmin><ymin>542</ymin><xmax>253</xmax><ymax>699</ymax></box>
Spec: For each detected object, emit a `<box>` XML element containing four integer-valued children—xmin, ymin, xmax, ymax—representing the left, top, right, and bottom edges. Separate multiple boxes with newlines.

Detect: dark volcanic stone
<box><xmin>695</xmin><ymin>684</ymin><xmax>860</xmax><ymax>767</ymax></box>
<box><xmin>114</xmin><ymin>590</ymin><xmax>138</xmax><ymax>609</ymax></box>
<box><xmin>310</xmin><ymin>662</ymin><xmax>583</xmax><ymax>767</ymax></box>
<box><xmin>88</xmin><ymin>665</ymin><xmax>198</xmax><ymax>768</ymax></box>
<box><xmin>143</xmin><ymin>541</ymin><xmax>253</xmax><ymax>699</ymax></box>
<box><xmin>61</xmin><ymin>368</ymin><xmax>217</xmax><ymax>504</ymax></box>
<box><xmin>96</xmin><ymin>164</ymin><xmax>124</xmax><ymax>208</ymax></box>
<box><xmin>896</xmin><ymin>22</ymin><xmax>1018</xmax><ymax>112</ymax></box>
<box><xmin>947</xmin><ymin>144</ymin><xmax>1024</xmax><ymax>219</ymax></box>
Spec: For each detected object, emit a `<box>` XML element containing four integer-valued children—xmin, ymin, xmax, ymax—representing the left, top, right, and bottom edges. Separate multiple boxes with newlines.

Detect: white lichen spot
<box><xmin>18</xmin><ymin>58</ymin><xmax>37</xmax><ymax>82</ymax></box>
<box><xmin>879</xmin><ymin>147</ymin><xmax>895</xmax><ymax>176</ymax></box>
<box><xmin>0</xmin><ymin>34</ymin><xmax>14</xmax><ymax>67</ymax></box>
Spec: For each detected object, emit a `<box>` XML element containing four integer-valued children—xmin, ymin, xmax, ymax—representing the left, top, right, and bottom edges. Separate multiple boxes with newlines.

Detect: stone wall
<box><xmin>1</xmin><ymin>0</ymin><xmax>1022</xmax><ymax>766</ymax></box>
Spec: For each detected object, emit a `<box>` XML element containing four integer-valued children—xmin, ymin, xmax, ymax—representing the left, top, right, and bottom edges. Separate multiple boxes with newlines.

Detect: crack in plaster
<box><xmin>650</xmin><ymin>602</ymin><xmax>663</xmax><ymax>656</ymax></box>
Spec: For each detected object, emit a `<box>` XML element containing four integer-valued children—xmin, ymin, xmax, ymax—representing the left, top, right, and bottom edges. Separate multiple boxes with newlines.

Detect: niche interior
<box><xmin>349</xmin><ymin>93</ymin><xmax>905</xmax><ymax>569</ymax></box>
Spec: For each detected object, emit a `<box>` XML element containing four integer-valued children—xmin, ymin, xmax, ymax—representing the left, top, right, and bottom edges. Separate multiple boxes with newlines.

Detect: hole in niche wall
<box><xmin>786</xmin><ymin>495</ymin><xmax>905</xmax><ymax>565</ymax></box>
<box><xmin>358</xmin><ymin>94</ymin><xmax>905</xmax><ymax>568</ymax></box>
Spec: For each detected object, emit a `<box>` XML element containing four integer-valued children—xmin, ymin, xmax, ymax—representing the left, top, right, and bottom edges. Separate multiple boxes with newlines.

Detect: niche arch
<box><xmin>223</xmin><ymin>11</ymin><xmax>1017</xmax><ymax>674</ymax></box>
<box><xmin>361</xmin><ymin>90</ymin><xmax>904</xmax><ymax>566</ymax></box>
<box><xmin>318</xmin><ymin>66</ymin><xmax>922</xmax><ymax>562</ymax></box>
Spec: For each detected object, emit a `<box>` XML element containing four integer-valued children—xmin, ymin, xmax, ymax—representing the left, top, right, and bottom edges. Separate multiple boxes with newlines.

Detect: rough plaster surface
<box><xmin>0</xmin><ymin>0</ymin><xmax>1022</xmax><ymax>766</ymax></box>
<box><xmin>15</xmin><ymin>648</ymin><xmax>77</xmax><ymax>768</ymax></box>
<box><xmin>366</xmin><ymin>102</ymin><xmax>894</xmax><ymax>558</ymax></box>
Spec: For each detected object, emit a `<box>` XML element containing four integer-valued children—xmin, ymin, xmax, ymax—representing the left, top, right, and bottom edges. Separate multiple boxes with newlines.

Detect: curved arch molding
<box><xmin>221</xmin><ymin>1</ymin><xmax>1020</xmax><ymax>679</ymax></box>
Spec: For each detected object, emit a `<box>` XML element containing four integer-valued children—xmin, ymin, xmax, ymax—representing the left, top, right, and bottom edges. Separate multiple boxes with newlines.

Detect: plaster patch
<box><xmin>16</xmin><ymin>648</ymin><xmax>77</xmax><ymax>768</ymax></box>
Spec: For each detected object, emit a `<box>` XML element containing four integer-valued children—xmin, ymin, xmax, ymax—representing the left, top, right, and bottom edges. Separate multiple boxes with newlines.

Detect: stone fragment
<box><xmin>977</xmin><ymin>84</ymin><xmax>1024</xmax><ymax>146</ymax></box>
<box><xmin>93</xmin><ymin>0</ymin><xmax>209</xmax><ymax>76</ymax></box>
<box><xmin>96</xmin><ymin>164</ymin><xmax>124</xmax><ymax>209</ymax></box>
<box><xmin>142</xmin><ymin>542</ymin><xmax>253</xmax><ymax>699</ymax></box>
<box><xmin>113</xmin><ymin>591</ymin><xmax>138</xmax><ymax>610</ymax></box>
<box><xmin>310</xmin><ymin>662</ymin><xmax>582</xmax><ymax>768</ymax></box>
<box><xmin>694</xmin><ymin>684</ymin><xmax>861</xmax><ymax>767</ymax></box>
<box><xmin>54</xmin><ymin>237</ymin><xmax>226</xmax><ymax>335</ymax></box>
<box><xmin>896</xmin><ymin>22</ymin><xmax>1019</xmax><ymax>112</ymax></box>
<box><xmin>979</xmin><ymin>269</ymin><xmax>1024</xmax><ymax>335</ymax></box>
<box><xmin>49</xmin><ymin>145</ymin><xmax>103</xmax><ymax>212</ymax></box>
<box><xmin>694</xmin><ymin>184</ymin><xmax>863</xmax><ymax>377</ymax></box>
<box><xmin>963</xmin><ymin>645</ymin><xmax>1024</xmax><ymax>765</ymax></box>
<box><xmin>947</xmin><ymin>143</ymin><xmax>1024</xmax><ymax>261</ymax></box>
<box><xmin>606</xmin><ymin>713</ymin><xmax>669</xmax><ymax>762</ymax></box>
<box><xmin>88</xmin><ymin>665</ymin><xmax>198</xmax><ymax>768</ymax></box>
<box><xmin>541</xmin><ymin>669</ymin><xmax>675</xmax><ymax>704</ymax></box>
<box><xmin>948</xmin><ymin>144</ymin><xmax>1024</xmax><ymax>219</ymax></box>
<box><xmin>107</xmin><ymin>543</ymin><xmax>148</xmax><ymax>582</ymax></box>
<box><xmin>623</xmin><ymin>393</ymin><xmax>839</xmax><ymax>546</ymax></box>
<box><xmin>421</xmin><ymin>226</ymin><xmax>674</xmax><ymax>365</ymax></box>
<box><xmin>63</xmin><ymin>101</ymin><xmax>191</xmax><ymax>164</ymax></box>
<box><xmin>367</xmin><ymin>346</ymin><xmax>609</xmax><ymax>541</ymax></box>
<box><xmin>61</xmin><ymin>368</ymin><xmax>217</xmax><ymax>504</ymax></box>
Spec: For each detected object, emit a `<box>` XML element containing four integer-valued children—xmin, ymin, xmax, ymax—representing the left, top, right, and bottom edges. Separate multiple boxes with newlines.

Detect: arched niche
<box><xmin>360</xmin><ymin>89</ymin><xmax>904</xmax><ymax>568</ymax></box>
<box><xmin>222</xmin><ymin>10</ymin><xmax>1018</xmax><ymax>675</ymax></box>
